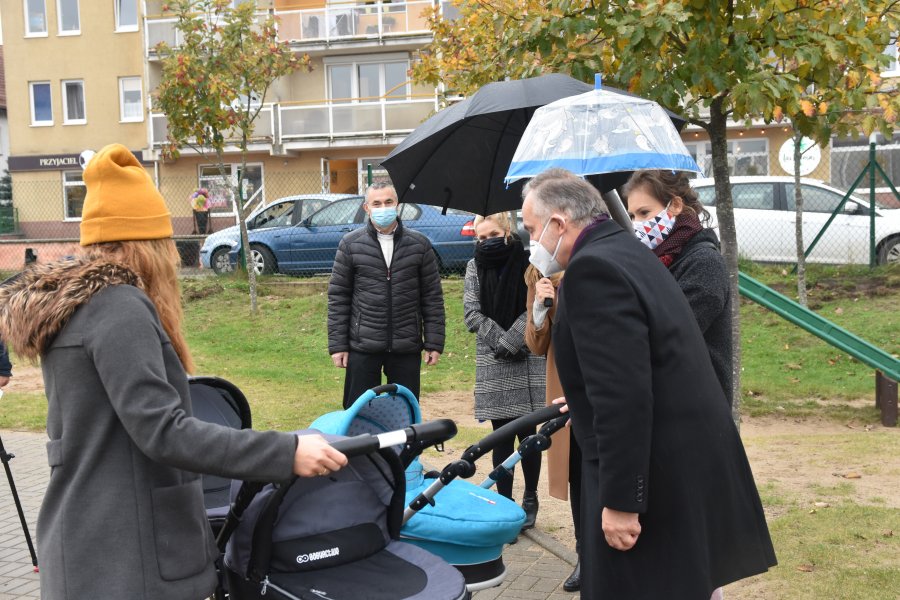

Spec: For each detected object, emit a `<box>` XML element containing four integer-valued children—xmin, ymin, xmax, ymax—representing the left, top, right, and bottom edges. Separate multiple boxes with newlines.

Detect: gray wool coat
<box><xmin>463</xmin><ymin>260</ymin><xmax>545</xmax><ymax>420</ymax></box>
<box><xmin>2</xmin><ymin>266</ymin><xmax>298</xmax><ymax>600</ymax></box>
<box><xmin>668</xmin><ymin>228</ymin><xmax>733</xmax><ymax>406</ymax></box>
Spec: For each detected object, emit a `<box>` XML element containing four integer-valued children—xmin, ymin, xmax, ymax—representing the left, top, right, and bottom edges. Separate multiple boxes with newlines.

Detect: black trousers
<box><xmin>489</xmin><ymin>418</ymin><xmax>542</xmax><ymax>500</ymax></box>
<box><xmin>569</xmin><ymin>428</ymin><xmax>583</xmax><ymax>545</ymax></box>
<box><xmin>343</xmin><ymin>351</ymin><xmax>421</xmax><ymax>408</ymax></box>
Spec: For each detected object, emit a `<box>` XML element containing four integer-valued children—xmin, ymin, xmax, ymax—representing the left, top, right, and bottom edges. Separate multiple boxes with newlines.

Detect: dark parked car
<box><xmin>228</xmin><ymin>197</ymin><xmax>478</xmax><ymax>275</ymax></box>
<box><xmin>200</xmin><ymin>193</ymin><xmax>357</xmax><ymax>274</ymax></box>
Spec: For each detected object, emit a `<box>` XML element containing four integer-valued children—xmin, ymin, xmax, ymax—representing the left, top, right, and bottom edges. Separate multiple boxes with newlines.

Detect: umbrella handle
<box><xmin>600</xmin><ymin>189</ymin><xmax>633</xmax><ymax>232</ymax></box>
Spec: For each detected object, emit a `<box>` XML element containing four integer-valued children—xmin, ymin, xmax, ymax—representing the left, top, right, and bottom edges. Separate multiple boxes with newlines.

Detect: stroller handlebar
<box><xmin>329</xmin><ymin>419</ymin><xmax>457</xmax><ymax>458</ymax></box>
<box><xmin>461</xmin><ymin>405</ymin><xmax>565</xmax><ymax>463</ymax></box>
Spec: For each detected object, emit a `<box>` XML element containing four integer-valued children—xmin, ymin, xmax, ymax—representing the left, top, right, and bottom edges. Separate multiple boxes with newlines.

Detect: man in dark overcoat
<box><xmin>520</xmin><ymin>168</ymin><xmax>776</xmax><ymax>600</ymax></box>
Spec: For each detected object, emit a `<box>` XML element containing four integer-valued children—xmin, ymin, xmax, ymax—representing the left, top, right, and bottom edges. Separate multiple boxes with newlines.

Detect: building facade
<box><xmin>0</xmin><ymin>1</ymin><xmax>896</xmax><ymax>270</ymax></box>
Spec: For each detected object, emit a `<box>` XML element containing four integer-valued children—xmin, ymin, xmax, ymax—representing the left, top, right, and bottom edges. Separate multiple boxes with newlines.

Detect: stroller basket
<box><xmin>222</xmin><ymin>423</ymin><xmax>467</xmax><ymax>600</ymax></box>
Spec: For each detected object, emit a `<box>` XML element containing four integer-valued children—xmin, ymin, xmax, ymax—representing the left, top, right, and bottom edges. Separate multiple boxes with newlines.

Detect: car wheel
<box><xmin>249</xmin><ymin>245</ymin><xmax>277</xmax><ymax>275</ymax></box>
<box><xmin>877</xmin><ymin>236</ymin><xmax>900</xmax><ymax>265</ymax></box>
<box><xmin>210</xmin><ymin>247</ymin><xmax>234</xmax><ymax>275</ymax></box>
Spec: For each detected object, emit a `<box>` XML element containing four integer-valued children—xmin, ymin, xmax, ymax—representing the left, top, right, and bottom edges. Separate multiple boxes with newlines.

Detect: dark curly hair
<box><xmin>622</xmin><ymin>170</ymin><xmax>711</xmax><ymax>226</ymax></box>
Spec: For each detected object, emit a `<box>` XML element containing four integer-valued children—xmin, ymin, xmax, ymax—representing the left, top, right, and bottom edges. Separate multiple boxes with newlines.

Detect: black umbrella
<box><xmin>382</xmin><ymin>73</ymin><xmax>687</xmax><ymax>216</ymax></box>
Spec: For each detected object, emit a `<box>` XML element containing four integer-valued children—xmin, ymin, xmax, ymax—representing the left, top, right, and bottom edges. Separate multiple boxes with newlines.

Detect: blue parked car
<box><xmin>200</xmin><ymin>193</ymin><xmax>358</xmax><ymax>274</ymax></box>
<box><xmin>229</xmin><ymin>197</ymin><xmax>478</xmax><ymax>275</ymax></box>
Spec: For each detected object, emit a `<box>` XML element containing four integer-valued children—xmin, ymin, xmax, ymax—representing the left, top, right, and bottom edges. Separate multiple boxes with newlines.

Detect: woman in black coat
<box><xmin>623</xmin><ymin>170</ymin><xmax>733</xmax><ymax>406</ymax></box>
<box><xmin>521</xmin><ymin>168</ymin><xmax>776</xmax><ymax>600</ymax></box>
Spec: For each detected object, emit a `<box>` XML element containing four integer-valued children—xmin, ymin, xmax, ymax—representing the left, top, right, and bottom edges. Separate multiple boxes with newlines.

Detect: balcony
<box><xmin>145</xmin><ymin>1</ymin><xmax>454</xmax><ymax>57</ymax></box>
<box><xmin>148</xmin><ymin>95</ymin><xmax>437</xmax><ymax>150</ymax></box>
<box><xmin>274</xmin><ymin>1</ymin><xmax>437</xmax><ymax>46</ymax></box>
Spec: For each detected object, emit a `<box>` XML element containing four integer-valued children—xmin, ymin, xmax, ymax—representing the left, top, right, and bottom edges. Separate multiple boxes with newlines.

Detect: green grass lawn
<box><xmin>1</xmin><ymin>263</ymin><xmax>897</xmax><ymax>430</ymax></box>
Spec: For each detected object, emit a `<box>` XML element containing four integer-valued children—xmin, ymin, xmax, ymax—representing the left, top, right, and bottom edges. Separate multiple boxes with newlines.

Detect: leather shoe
<box><xmin>562</xmin><ymin>560</ymin><xmax>580</xmax><ymax>592</ymax></box>
<box><xmin>521</xmin><ymin>490</ymin><xmax>539</xmax><ymax>530</ymax></box>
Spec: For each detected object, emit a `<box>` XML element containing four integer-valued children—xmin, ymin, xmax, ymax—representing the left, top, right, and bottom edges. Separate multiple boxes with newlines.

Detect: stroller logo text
<box><xmin>296</xmin><ymin>547</ymin><xmax>340</xmax><ymax>564</ymax></box>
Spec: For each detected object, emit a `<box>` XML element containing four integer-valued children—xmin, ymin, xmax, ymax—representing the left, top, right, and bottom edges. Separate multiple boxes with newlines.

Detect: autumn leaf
<box><xmin>800</xmin><ymin>99</ymin><xmax>816</xmax><ymax>117</ymax></box>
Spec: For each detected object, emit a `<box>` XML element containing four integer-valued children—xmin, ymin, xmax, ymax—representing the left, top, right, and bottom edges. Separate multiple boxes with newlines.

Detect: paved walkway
<box><xmin>0</xmin><ymin>430</ymin><xmax>578</xmax><ymax>599</ymax></box>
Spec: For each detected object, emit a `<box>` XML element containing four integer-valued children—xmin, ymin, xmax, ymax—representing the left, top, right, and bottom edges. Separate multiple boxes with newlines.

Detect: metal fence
<box><xmin>692</xmin><ymin>178</ymin><xmax>899</xmax><ymax>267</ymax></box>
<box><xmin>0</xmin><ymin>170</ymin><xmax>480</xmax><ymax>276</ymax></box>
<box><xmin>3</xmin><ymin>166</ymin><xmax>898</xmax><ymax>276</ymax></box>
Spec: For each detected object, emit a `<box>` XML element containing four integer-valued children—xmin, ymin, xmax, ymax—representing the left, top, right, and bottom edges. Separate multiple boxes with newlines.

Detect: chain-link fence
<box><xmin>692</xmin><ymin>176</ymin><xmax>900</xmax><ymax>266</ymax></box>
<box><xmin>0</xmin><ymin>170</ymin><xmax>481</xmax><ymax>276</ymax></box>
<box><xmin>4</xmin><ymin>162</ymin><xmax>898</xmax><ymax>276</ymax></box>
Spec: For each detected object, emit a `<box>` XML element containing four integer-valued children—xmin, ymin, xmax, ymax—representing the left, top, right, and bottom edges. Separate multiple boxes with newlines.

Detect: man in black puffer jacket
<box><xmin>327</xmin><ymin>182</ymin><xmax>445</xmax><ymax>408</ymax></box>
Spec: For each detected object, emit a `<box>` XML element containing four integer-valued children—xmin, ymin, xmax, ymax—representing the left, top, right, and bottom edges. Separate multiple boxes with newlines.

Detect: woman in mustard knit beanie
<box><xmin>0</xmin><ymin>143</ymin><xmax>347</xmax><ymax>600</ymax></box>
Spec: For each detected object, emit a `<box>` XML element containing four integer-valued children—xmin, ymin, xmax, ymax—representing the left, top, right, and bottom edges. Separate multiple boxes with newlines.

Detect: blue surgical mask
<box><xmin>370</xmin><ymin>206</ymin><xmax>398</xmax><ymax>228</ymax></box>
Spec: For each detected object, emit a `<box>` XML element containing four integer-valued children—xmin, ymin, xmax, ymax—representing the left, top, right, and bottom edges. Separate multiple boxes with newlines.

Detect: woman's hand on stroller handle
<box><xmin>294</xmin><ymin>434</ymin><xmax>348</xmax><ymax>477</ymax></box>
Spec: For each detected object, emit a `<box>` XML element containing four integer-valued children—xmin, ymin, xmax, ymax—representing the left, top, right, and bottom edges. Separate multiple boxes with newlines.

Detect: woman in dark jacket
<box><xmin>623</xmin><ymin>170</ymin><xmax>733</xmax><ymax>406</ymax></box>
<box><xmin>0</xmin><ymin>144</ymin><xmax>347</xmax><ymax>600</ymax></box>
<box><xmin>463</xmin><ymin>212</ymin><xmax>545</xmax><ymax>527</ymax></box>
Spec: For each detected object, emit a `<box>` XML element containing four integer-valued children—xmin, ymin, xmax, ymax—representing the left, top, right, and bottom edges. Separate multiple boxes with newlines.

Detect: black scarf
<box><xmin>474</xmin><ymin>235</ymin><xmax>528</xmax><ymax>330</ymax></box>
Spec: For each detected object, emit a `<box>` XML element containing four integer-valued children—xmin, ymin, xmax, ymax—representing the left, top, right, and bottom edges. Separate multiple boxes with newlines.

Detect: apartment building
<box><xmin>143</xmin><ymin>0</ymin><xmax>446</xmax><ymax>231</ymax></box>
<box><xmin>0</xmin><ymin>0</ymin><xmax>447</xmax><ymax>264</ymax></box>
<box><xmin>0</xmin><ymin>0</ymin><xmax>896</xmax><ymax>269</ymax></box>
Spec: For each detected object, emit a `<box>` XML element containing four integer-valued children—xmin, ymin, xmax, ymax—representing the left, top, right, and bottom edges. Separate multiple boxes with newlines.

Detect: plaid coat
<box><xmin>463</xmin><ymin>259</ymin><xmax>546</xmax><ymax>420</ymax></box>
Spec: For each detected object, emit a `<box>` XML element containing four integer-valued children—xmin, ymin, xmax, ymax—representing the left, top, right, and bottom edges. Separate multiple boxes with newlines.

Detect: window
<box><xmin>309</xmin><ymin>199</ymin><xmax>362</xmax><ymax>227</ymax></box>
<box><xmin>29</xmin><ymin>81</ymin><xmax>53</xmax><ymax>125</ymax></box>
<box><xmin>198</xmin><ymin>164</ymin><xmax>264</xmax><ymax>215</ymax></box>
<box><xmin>119</xmin><ymin>77</ymin><xmax>143</xmax><ymax>122</ymax></box>
<box><xmin>831</xmin><ymin>133</ymin><xmax>900</xmax><ymax>205</ymax></box>
<box><xmin>732</xmin><ymin>183</ymin><xmax>776</xmax><ymax>210</ymax></box>
<box><xmin>694</xmin><ymin>183</ymin><xmax>777</xmax><ymax>210</ymax></box>
<box><xmin>326</xmin><ymin>55</ymin><xmax>410</xmax><ymax>103</ymax></box>
<box><xmin>64</xmin><ymin>171</ymin><xmax>86</xmax><ymax>219</ymax></box>
<box><xmin>298</xmin><ymin>198</ymin><xmax>330</xmax><ymax>221</ymax></box>
<box><xmin>115</xmin><ymin>0</ymin><xmax>138</xmax><ymax>31</ymax></box>
<box><xmin>251</xmin><ymin>201</ymin><xmax>295</xmax><ymax>229</ymax></box>
<box><xmin>57</xmin><ymin>0</ymin><xmax>80</xmax><ymax>34</ymax></box>
<box><xmin>25</xmin><ymin>0</ymin><xmax>48</xmax><ymax>35</ymax></box>
<box><xmin>884</xmin><ymin>37</ymin><xmax>899</xmax><ymax>76</ymax></box>
<box><xmin>785</xmin><ymin>184</ymin><xmax>846</xmax><ymax>214</ymax></box>
<box><xmin>62</xmin><ymin>80</ymin><xmax>86</xmax><ymax>124</ymax></box>
<box><xmin>399</xmin><ymin>203</ymin><xmax>421</xmax><ymax>221</ymax></box>
<box><xmin>684</xmin><ymin>138</ymin><xmax>769</xmax><ymax>177</ymax></box>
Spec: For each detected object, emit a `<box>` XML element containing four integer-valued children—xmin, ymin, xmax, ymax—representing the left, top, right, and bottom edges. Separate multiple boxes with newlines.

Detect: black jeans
<box><xmin>343</xmin><ymin>351</ymin><xmax>421</xmax><ymax>408</ymax></box>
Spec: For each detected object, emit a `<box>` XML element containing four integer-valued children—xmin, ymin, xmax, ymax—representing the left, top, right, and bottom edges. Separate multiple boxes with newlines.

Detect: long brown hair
<box><xmin>622</xmin><ymin>170</ymin><xmax>711</xmax><ymax>226</ymax></box>
<box><xmin>82</xmin><ymin>239</ymin><xmax>195</xmax><ymax>373</ymax></box>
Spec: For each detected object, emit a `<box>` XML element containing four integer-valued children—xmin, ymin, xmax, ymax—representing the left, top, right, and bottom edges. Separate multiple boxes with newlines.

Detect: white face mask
<box><xmin>528</xmin><ymin>217</ymin><xmax>564</xmax><ymax>277</ymax></box>
<box><xmin>633</xmin><ymin>205</ymin><xmax>676</xmax><ymax>250</ymax></box>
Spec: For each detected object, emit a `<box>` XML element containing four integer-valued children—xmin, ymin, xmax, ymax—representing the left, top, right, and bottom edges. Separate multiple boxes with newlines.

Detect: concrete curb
<box><xmin>523</xmin><ymin>528</ymin><xmax>578</xmax><ymax>567</ymax></box>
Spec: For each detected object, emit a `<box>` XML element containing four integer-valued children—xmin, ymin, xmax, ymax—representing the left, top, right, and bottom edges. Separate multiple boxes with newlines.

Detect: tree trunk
<box><xmin>236</xmin><ymin>139</ymin><xmax>259</xmax><ymax>315</ymax></box>
<box><xmin>707</xmin><ymin>98</ymin><xmax>742</xmax><ymax>428</ymax></box>
<box><xmin>793</xmin><ymin>129</ymin><xmax>808</xmax><ymax>307</ymax></box>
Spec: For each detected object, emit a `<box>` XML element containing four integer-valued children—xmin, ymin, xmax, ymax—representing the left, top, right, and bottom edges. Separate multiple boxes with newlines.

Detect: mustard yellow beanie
<box><xmin>80</xmin><ymin>143</ymin><xmax>173</xmax><ymax>246</ymax></box>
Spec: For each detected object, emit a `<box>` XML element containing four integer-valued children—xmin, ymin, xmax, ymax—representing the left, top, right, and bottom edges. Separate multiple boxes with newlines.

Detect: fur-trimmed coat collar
<box><xmin>0</xmin><ymin>259</ymin><xmax>142</xmax><ymax>361</ymax></box>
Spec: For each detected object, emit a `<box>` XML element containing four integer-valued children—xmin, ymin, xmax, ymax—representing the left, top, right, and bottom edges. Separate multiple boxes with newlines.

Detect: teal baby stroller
<box><xmin>310</xmin><ymin>384</ymin><xmax>568</xmax><ymax>592</ymax></box>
